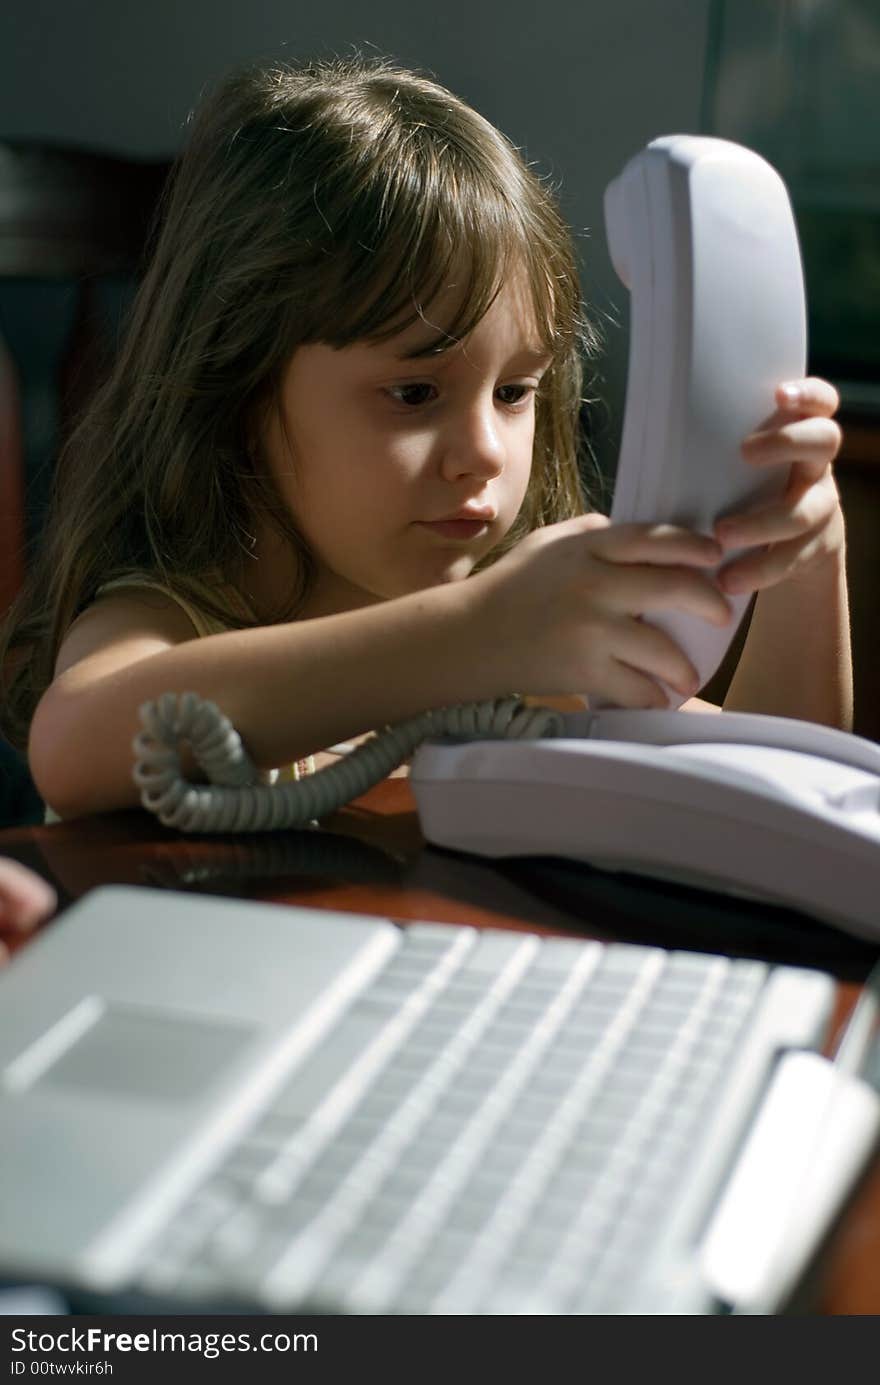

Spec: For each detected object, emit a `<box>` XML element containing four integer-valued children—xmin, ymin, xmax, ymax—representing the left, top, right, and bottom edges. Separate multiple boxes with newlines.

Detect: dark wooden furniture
<box><xmin>1</xmin><ymin>779</ymin><xmax>878</xmax><ymax>1314</ymax></box>
<box><xmin>0</xmin><ymin>140</ymin><xmax>170</xmax><ymax>612</ymax></box>
<box><xmin>837</xmin><ymin>414</ymin><xmax>880</xmax><ymax>744</ymax></box>
<box><xmin>0</xmin><ymin>143</ymin><xmax>171</xmax><ymax>825</ymax></box>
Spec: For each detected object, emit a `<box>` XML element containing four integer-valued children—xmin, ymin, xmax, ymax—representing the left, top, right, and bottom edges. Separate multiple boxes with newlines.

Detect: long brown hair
<box><xmin>0</xmin><ymin>55</ymin><xmax>598</xmax><ymax>748</ymax></box>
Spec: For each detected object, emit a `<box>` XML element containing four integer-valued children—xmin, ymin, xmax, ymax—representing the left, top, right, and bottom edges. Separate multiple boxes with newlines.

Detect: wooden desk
<box><xmin>838</xmin><ymin>414</ymin><xmax>880</xmax><ymax>744</ymax></box>
<box><xmin>1</xmin><ymin>779</ymin><xmax>878</xmax><ymax>1314</ymax></box>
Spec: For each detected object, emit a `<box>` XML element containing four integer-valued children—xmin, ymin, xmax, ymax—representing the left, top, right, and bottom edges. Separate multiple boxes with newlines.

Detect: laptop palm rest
<box><xmin>0</xmin><ymin>888</ymin><xmax>398</xmax><ymax>1286</ymax></box>
<box><xmin>17</xmin><ymin>1002</ymin><xmax>254</xmax><ymax>1103</ymax></box>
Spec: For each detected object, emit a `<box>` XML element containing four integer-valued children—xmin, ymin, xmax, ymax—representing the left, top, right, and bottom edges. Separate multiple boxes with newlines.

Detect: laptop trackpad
<box><xmin>20</xmin><ymin>999</ymin><xmax>254</xmax><ymax>1104</ymax></box>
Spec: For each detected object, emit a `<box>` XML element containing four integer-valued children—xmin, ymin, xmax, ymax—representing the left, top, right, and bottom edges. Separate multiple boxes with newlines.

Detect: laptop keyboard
<box><xmin>136</xmin><ymin>925</ymin><xmax>769</xmax><ymax>1314</ymax></box>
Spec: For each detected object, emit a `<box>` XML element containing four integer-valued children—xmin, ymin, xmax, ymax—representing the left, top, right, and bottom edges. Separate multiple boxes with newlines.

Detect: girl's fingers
<box><xmin>776</xmin><ymin>377</ymin><xmax>841</xmax><ymax>417</ymax></box>
<box><xmin>739</xmin><ymin>417</ymin><xmax>842</xmax><ymax>481</ymax></box>
<box><xmin>585</xmin><ymin>521</ymin><xmax>723</xmax><ymax>568</ymax></box>
<box><xmin>599</xmin><ymin>562</ymin><xmax>733</xmax><ymax>627</ymax></box>
<box><xmin>591</xmin><ymin>658</ymin><xmax>670</xmax><ymax>710</ymax></box>
<box><xmin>715</xmin><ymin>472</ymin><xmax>839</xmax><ymax>550</ymax></box>
<box><xmin>0</xmin><ymin>860</ymin><xmax>57</xmax><ymax>932</ymax></box>
<box><xmin>717</xmin><ymin>530</ymin><xmax>831</xmax><ymax>595</ymax></box>
<box><xmin>608</xmin><ymin>617</ymin><xmax>702</xmax><ymax>698</ymax></box>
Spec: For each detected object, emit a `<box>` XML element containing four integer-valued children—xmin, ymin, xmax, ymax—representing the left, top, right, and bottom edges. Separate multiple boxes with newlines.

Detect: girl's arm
<box><xmin>714</xmin><ymin>378</ymin><xmax>851</xmax><ymax>728</ymax></box>
<box><xmin>30</xmin><ymin>582</ymin><xmax>497</xmax><ymax>819</ymax></box>
<box><xmin>722</xmin><ymin>548</ymin><xmax>851</xmax><ymax>726</ymax></box>
<box><xmin>30</xmin><ymin>519</ymin><xmax>731</xmax><ymax>818</ymax></box>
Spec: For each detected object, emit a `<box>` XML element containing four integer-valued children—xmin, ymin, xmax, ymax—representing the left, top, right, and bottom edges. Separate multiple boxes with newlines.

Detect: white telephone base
<box><xmin>410</xmin><ymin>710</ymin><xmax>880</xmax><ymax>942</ymax></box>
<box><xmin>604</xmin><ymin>135</ymin><xmax>807</xmax><ymax>701</ymax></box>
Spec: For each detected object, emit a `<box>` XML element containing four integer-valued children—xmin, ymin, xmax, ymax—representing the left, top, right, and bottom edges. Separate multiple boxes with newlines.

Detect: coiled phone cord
<box><xmin>133</xmin><ymin>691</ymin><xmax>564</xmax><ymax>834</ymax></box>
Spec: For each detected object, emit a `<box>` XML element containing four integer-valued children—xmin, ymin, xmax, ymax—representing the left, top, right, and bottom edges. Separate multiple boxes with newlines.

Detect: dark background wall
<box><xmin>3</xmin><ymin>2</ymin><xmax>879</xmax><ymax>765</ymax></box>
<box><xmin>0</xmin><ymin>0</ymin><xmax>714</xmax><ymax>469</ymax></box>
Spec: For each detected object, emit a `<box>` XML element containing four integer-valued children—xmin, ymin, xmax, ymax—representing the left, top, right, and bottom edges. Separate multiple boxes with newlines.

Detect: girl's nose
<box><xmin>438</xmin><ymin>398</ymin><xmax>505</xmax><ymax>482</ymax></box>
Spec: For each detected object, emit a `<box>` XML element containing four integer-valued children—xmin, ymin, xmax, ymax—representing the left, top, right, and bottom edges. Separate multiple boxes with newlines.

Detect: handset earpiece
<box><xmin>603</xmin><ymin>135</ymin><xmax>807</xmax><ymax>704</ymax></box>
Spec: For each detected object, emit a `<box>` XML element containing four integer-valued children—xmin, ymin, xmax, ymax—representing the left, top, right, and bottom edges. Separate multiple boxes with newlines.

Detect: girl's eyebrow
<box><xmin>513</xmin><ymin>347</ymin><xmax>554</xmax><ymax>369</ymax></box>
<box><xmin>396</xmin><ymin>332</ymin><xmax>457</xmax><ymax>361</ymax></box>
<box><xmin>395</xmin><ymin>339</ymin><xmax>553</xmax><ymax>366</ymax></box>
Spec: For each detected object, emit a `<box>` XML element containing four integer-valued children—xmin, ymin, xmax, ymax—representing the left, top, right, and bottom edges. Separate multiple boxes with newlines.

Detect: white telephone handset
<box><xmin>133</xmin><ymin>137</ymin><xmax>880</xmax><ymax>943</ymax></box>
<box><xmin>604</xmin><ymin>134</ymin><xmax>807</xmax><ymax>698</ymax></box>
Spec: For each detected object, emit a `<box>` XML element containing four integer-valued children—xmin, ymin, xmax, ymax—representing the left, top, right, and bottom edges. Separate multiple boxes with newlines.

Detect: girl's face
<box><xmin>258</xmin><ymin>275</ymin><xmax>550</xmax><ymax>618</ymax></box>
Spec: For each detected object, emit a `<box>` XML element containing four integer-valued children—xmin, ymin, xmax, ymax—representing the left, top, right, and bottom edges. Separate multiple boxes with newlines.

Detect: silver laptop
<box><xmin>1</xmin><ymin>885</ymin><xmax>877</xmax><ymax>1315</ymax></box>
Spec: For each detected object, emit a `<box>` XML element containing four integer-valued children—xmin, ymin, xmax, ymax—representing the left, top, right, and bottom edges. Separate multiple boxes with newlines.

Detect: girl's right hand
<box><xmin>474</xmin><ymin>514</ymin><xmax>733</xmax><ymax>707</ymax></box>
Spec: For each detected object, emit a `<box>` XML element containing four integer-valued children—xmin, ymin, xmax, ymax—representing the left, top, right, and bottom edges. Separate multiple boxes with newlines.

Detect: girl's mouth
<box><xmin>415</xmin><ymin>519</ymin><xmax>490</xmax><ymax>541</ymax></box>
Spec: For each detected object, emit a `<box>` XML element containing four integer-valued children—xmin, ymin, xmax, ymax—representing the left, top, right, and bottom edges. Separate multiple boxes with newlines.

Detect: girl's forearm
<box><xmin>30</xmin><ymin>580</ymin><xmax>501</xmax><ymax>817</ymax></box>
<box><xmin>722</xmin><ymin>549</ymin><xmax>853</xmax><ymax>728</ymax></box>
<box><xmin>198</xmin><ymin>580</ymin><xmax>503</xmax><ymax>760</ymax></box>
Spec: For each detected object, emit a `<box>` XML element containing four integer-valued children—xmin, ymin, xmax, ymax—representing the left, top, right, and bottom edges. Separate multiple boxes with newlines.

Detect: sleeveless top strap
<box><xmin>44</xmin><ymin>576</ymin><xmax>315</xmax><ymax>821</ymax></box>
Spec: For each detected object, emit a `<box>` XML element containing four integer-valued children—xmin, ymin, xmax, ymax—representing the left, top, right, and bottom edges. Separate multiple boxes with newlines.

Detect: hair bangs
<box><xmin>309</xmin><ymin>121</ymin><xmax>559</xmax><ymax>357</ymax></box>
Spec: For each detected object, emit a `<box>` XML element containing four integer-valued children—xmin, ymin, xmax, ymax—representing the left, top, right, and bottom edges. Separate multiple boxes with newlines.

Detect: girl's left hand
<box><xmin>713</xmin><ymin>377</ymin><xmax>844</xmax><ymax>595</ymax></box>
<box><xmin>0</xmin><ymin>858</ymin><xmax>56</xmax><ymax>966</ymax></box>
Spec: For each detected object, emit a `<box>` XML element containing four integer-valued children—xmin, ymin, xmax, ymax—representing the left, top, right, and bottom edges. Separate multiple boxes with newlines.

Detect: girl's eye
<box><xmin>387</xmin><ymin>382</ymin><xmax>437</xmax><ymax>407</ymax></box>
<box><xmin>495</xmin><ymin>383</ymin><xmax>534</xmax><ymax>407</ymax></box>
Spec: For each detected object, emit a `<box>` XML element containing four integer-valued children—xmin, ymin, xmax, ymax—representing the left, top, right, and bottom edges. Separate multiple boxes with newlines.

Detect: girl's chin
<box><xmin>411</xmin><ymin>556</ymin><xmax>479</xmax><ymax>589</ymax></box>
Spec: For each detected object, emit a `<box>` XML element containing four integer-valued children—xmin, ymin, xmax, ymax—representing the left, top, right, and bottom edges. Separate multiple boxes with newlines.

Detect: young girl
<box><xmin>0</xmin><ymin>57</ymin><xmax>849</xmax><ymax>821</ymax></box>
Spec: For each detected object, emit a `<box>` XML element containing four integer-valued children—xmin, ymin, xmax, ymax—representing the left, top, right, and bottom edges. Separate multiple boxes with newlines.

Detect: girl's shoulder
<box><xmin>53</xmin><ymin>571</ymin><xmax>256</xmax><ymax>680</ymax></box>
<box><xmin>94</xmin><ymin>571</ymin><xmax>256</xmax><ymax>639</ymax></box>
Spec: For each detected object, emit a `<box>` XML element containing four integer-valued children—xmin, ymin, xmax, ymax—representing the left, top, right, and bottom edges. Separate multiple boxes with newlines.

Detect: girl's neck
<box><xmin>242</xmin><ymin>515</ymin><xmax>381</xmax><ymax>624</ymax></box>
